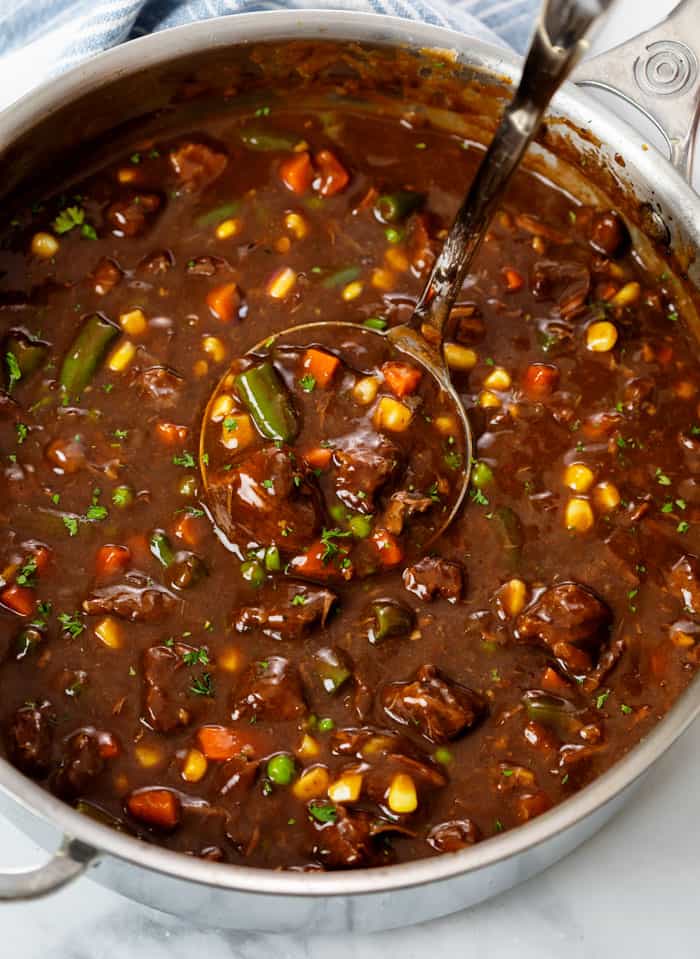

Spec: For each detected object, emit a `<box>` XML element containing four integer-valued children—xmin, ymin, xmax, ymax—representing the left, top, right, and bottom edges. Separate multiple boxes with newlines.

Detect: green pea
<box><xmin>471</xmin><ymin>461</ymin><xmax>494</xmax><ymax>489</ymax></box>
<box><xmin>267</xmin><ymin>753</ymin><xmax>296</xmax><ymax>785</ymax></box>
<box><xmin>318</xmin><ymin>717</ymin><xmax>335</xmax><ymax>732</ymax></box>
<box><xmin>264</xmin><ymin>546</ymin><xmax>281</xmax><ymax>571</ymax></box>
<box><xmin>329</xmin><ymin>502</ymin><xmax>347</xmax><ymax>524</ymax></box>
<box><xmin>241</xmin><ymin>559</ymin><xmax>265</xmax><ymax>587</ymax></box>
<box><xmin>434</xmin><ymin>747</ymin><xmax>453</xmax><ymax>766</ymax></box>
<box><xmin>349</xmin><ymin>514</ymin><xmax>373</xmax><ymax>539</ymax></box>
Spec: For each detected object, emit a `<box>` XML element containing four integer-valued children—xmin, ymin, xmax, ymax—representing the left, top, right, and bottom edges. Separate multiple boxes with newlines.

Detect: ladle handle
<box><xmin>413</xmin><ymin>0</ymin><xmax>616</xmax><ymax>341</ymax></box>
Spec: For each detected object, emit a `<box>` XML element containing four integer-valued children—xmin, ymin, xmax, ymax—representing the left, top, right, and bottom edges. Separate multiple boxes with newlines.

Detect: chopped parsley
<box><xmin>58</xmin><ymin>612</ymin><xmax>85</xmax><ymax>638</ymax></box>
<box><xmin>595</xmin><ymin>689</ymin><xmax>611</xmax><ymax>710</ymax></box>
<box><xmin>308</xmin><ymin>801</ymin><xmax>337</xmax><ymax>824</ymax></box>
<box><xmin>470</xmin><ymin>487</ymin><xmax>489</xmax><ymax>506</ymax></box>
<box><xmin>53</xmin><ymin>205</ymin><xmax>85</xmax><ymax>234</ymax></box>
<box><xmin>16</xmin><ymin>422</ymin><xmax>28</xmax><ymax>444</ymax></box>
<box><xmin>5</xmin><ymin>352</ymin><xmax>21</xmax><ymax>392</ymax></box>
<box><xmin>655</xmin><ymin>468</ymin><xmax>671</xmax><ymax>486</ymax></box>
<box><xmin>620</xmin><ymin>704</ymin><xmax>633</xmax><ymax>715</ymax></box>
<box><xmin>86</xmin><ymin>504</ymin><xmax>108</xmax><ymax>522</ymax></box>
<box><xmin>677</xmin><ymin>520</ymin><xmax>690</xmax><ymax>534</ymax></box>
<box><xmin>15</xmin><ymin>557</ymin><xmax>38</xmax><ymax>587</ymax></box>
<box><xmin>113</xmin><ymin>429</ymin><xmax>129</xmax><ymax>441</ymax></box>
<box><xmin>62</xmin><ymin>515</ymin><xmax>79</xmax><ymax>537</ymax></box>
<box><xmin>299</xmin><ymin>374</ymin><xmax>316</xmax><ymax>392</ymax></box>
<box><xmin>189</xmin><ymin>673</ymin><xmax>214</xmax><ymax>697</ymax></box>
<box><xmin>319</xmin><ymin>527</ymin><xmax>352</xmax><ymax>564</ymax></box>
<box><xmin>292</xmin><ymin>594</ymin><xmax>307</xmax><ymax>606</ymax></box>
<box><xmin>223</xmin><ymin>416</ymin><xmax>238</xmax><ymax>432</ymax></box>
<box><xmin>173</xmin><ymin>451</ymin><xmax>197</xmax><ymax>469</ymax></box>
<box><xmin>182</xmin><ymin>647</ymin><xmax>210</xmax><ymax>667</ymax></box>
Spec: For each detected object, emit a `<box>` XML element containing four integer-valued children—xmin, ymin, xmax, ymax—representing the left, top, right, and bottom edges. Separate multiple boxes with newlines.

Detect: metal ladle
<box><xmin>201</xmin><ymin>0</ymin><xmax>615</xmax><ymax>543</ymax></box>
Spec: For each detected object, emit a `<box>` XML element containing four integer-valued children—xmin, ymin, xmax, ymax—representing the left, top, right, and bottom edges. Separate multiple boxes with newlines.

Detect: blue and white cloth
<box><xmin>0</xmin><ymin>0</ymin><xmax>539</xmax><ymax>111</ymax></box>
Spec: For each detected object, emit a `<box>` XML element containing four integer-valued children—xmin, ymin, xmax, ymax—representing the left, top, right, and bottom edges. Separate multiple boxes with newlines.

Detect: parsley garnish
<box><xmin>16</xmin><ymin>422</ymin><xmax>28</xmax><ymax>444</ymax></box>
<box><xmin>62</xmin><ymin>515</ymin><xmax>79</xmax><ymax>537</ymax></box>
<box><xmin>291</xmin><ymin>594</ymin><xmax>306</xmax><ymax>606</ymax></box>
<box><xmin>308</xmin><ymin>801</ymin><xmax>337</xmax><ymax>824</ymax></box>
<box><xmin>655</xmin><ymin>468</ymin><xmax>671</xmax><ymax>486</ymax></box>
<box><xmin>299</xmin><ymin>374</ymin><xmax>316</xmax><ymax>392</ymax></box>
<box><xmin>16</xmin><ymin>557</ymin><xmax>38</xmax><ymax>587</ymax></box>
<box><xmin>53</xmin><ymin>205</ymin><xmax>85</xmax><ymax>234</ymax></box>
<box><xmin>223</xmin><ymin>416</ymin><xmax>238</xmax><ymax>432</ymax></box>
<box><xmin>319</xmin><ymin>527</ymin><xmax>352</xmax><ymax>564</ymax></box>
<box><xmin>173</xmin><ymin>451</ymin><xmax>196</xmax><ymax>469</ymax></box>
<box><xmin>86</xmin><ymin>504</ymin><xmax>108</xmax><ymax>521</ymax></box>
<box><xmin>620</xmin><ymin>704</ymin><xmax>633</xmax><ymax>715</ymax></box>
<box><xmin>113</xmin><ymin>429</ymin><xmax>128</xmax><ymax>441</ymax></box>
<box><xmin>677</xmin><ymin>520</ymin><xmax>690</xmax><ymax>534</ymax></box>
<box><xmin>5</xmin><ymin>352</ymin><xmax>21</xmax><ymax>392</ymax></box>
<box><xmin>182</xmin><ymin>647</ymin><xmax>210</xmax><ymax>667</ymax></box>
<box><xmin>58</xmin><ymin>612</ymin><xmax>85</xmax><ymax>638</ymax></box>
<box><xmin>595</xmin><ymin>689</ymin><xmax>610</xmax><ymax>710</ymax></box>
<box><xmin>470</xmin><ymin>487</ymin><xmax>489</xmax><ymax>507</ymax></box>
<box><xmin>190</xmin><ymin>673</ymin><xmax>214</xmax><ymax>697</ymax></box>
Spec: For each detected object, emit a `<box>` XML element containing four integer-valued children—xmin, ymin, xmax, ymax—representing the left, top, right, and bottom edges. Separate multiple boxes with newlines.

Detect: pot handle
<box><xmin>0</xmin><ymin>835</ymin><xmax>96</xmax><ymax>900</ymax></box>
<box><xmin>574</xmin><ymin>0</ymin><xmax>700</xmax><ymax>182</ymax></box>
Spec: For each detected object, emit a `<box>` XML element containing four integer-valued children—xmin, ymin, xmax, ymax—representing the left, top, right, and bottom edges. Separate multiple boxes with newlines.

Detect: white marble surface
<box><xmin>3</xmin><ymin>0</ymin><xmax>700</xmax><ymax>954</ymax></box>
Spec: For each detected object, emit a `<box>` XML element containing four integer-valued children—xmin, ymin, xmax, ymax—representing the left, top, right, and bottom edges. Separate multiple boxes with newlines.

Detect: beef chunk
<box><xmin>135</xmin><ymin>366</ymin><xmax>185</xmax><ymax>408</ymax></box>
<box><xmin>92</xmin><ymin>257</ymin><xmax>122</xmax><ymax>295</ymax></box>
<box><xmin>185</xmin><ymin>256</ymin><xmax>228</xmax><ymax>277</ymax></box>
<box><xmin>382</xmin><ymin>664</ymin><xmax>487</xmax><ymax>743</ymax></box>
<box><xmin>5</xmin><ymin>701</ymin><xmax>54</xmax><ymax>777</ymax></box>
<box><xmin>667</xmin><ymin>555</ymin><xmax>700</xmax><ymax>615</ymax></box>
<box><xmin>234</xmin><ymin>581</ymin><xmax>337</xmax><ymax>641</ymax></box>
<box><xmin>363</xmin><ymin>752</ymin><xmax>447</xmax><ymax>808</ymax></box>
<box><xmin>83</xmin><ymin>572</ymin><xmax>179</xmax><ymax>622</ymax></box>
<box><xmin>334</xmin><ymin>439</ymin><xmax>400</xmax><ymax>514</ymax></box>
<box><xmin>427</xmin><ymin>819</ymin><xmax>481</xmax><ymax>851</ymax></box>
<box><xmin>311</xmin><ymin>805</ymin><xmax>377</xmax><ymax>869</ymax></box>
<box><xmin>106</xmin><ymin>192</ymin><xmax>161</xmax><ymax>237</ymax></box>
<box><xmin>382</xmin><ymin>490</ymin><xmax>433</xmax><ymax>535</ymax></box>
<box><xmin>531</xmin><ymin>260</ymin><xmax>591</xmax><ymax>319</ymax></box>
<box><xmin>208</xmin><ymin>446</ymin><xmax>320</xmax><ymax>551</ymax></box>
<box><xmin>143</xmin><ymin>643</ymin><xmax>203</xmax><ymax>732</ymax></box>
<box><xmin>231</xmin><ymin>656</ymin><xmax>307</xmax><ymax>721</ymax></box>
<box><xmin>53</xmin><ymin>728</ymin><xmax>117</xmax><ymax>798</ymax></box>
<box><xmin>403</xmin><ymin>556</ymin><xmax>464</xmax><ymax>603</ymax></box>
<box><xmin>139</xmin><ymin>249</ymin><xmax>174</xmax><ymax>275</ymax></box>
<box><xmin>169</xmin><ymin>143</ymin><xmax>227</xmax><ymax>189</ymax></box>
<box><xmin>514</xmin><ymin>581</ymin><xmax>612</xmax><ymax>674</ymax></box>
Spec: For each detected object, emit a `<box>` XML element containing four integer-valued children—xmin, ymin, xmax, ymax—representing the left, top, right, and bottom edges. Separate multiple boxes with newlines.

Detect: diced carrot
<box><xmin>522</xmin><ymin>363</ymin><xmax>560</xmax><ymax>399</ymax></box>
<box><xmin>541</xmin><ymin>666</ymin><xmax>571</xmax><ymax>695</ymax></box>
<box><xmin>314</xmin><ymin>149</ymin><xmax>350</xmax><ymax>197</ymax></box>
<box><xmin>96</xmin><ymin>544</ymin><xmax>131</xmax><ymax>578</ymax></box>
<box><xmin>302</xmin><ymin>348</ymin><xmax>340</xmax><ymax>388</ymax></box>
<box><xmin>173</xmin><ymin>513</ymin><xmax>204</xmax><ymax>547</ymax></box>
<box><xmin>197</xmin><ymin>725</ymin><xmax>256</xmax><ymax>761</ymax></box>
<box><xmin>279</xmin><ymin>151</ymin><xmax>314</xmax><ymax>195</ymax></box>
<box><xmin>206</xmin><ymin>282</ymin><xmax>240</xmax><ymax>323</ymax></box>
<box><xmin>368</xmin><ymin>529</ymin><xmax>404</xmax><ymax>567</ymax></box>
<box><xmin>97</xmin><ymin>731</ymin><xmax>120</xmax><ymax>759</ymax></box>
<box><xmin>303</xmin><ymin>447</ymin><xmax>333</xmax><ymax>471</ymax></box>
<box><xmin>32</xmin><ymin>545</ymin><xmax>52</xmax><ymax>573</ymax></box>
<box><xmin>126</xmin><ymin>788</ymin><xmax>181</xmax><ymax>830</ymax></box>
<box><xmin>502</xmin><ymin>267</ymin><xmax>524</xmax><ymax>292</ymax></box>
<box><xmin>155</xmin><ymin>421</ymin><xmax>189</xmax><ymax>445</ymax></box>
<box><xmin>289</xmin><ymin>541</ymin><xmax>353</xmax><ymax>581</ymax></box>
<box><xmin>382</xmin><ymin>361</ymin><xmax>423</xmax><ymax>398</ymax></box>
<box><xmin>0</xmin><ymin>584</ymin><xmax>34</xmax><ymax>616</ymax></box>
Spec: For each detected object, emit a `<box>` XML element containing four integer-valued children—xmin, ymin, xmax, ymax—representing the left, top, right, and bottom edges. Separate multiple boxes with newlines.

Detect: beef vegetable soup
<box><xmin>1</xmin><ymin>89</ymin><xmax>699</xmax><ymax>871</ymax></box>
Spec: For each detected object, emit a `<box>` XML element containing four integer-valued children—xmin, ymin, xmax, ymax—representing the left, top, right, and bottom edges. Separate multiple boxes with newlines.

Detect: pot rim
<box><xmin>1</xmin><ymin>8</ymin><xmax>699</xmax><ymax>899</ymax></box>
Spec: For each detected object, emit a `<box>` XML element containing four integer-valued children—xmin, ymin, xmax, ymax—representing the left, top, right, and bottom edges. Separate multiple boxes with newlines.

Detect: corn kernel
<box><xmin>435</xmin><ymin>414</ymin><xmax>458</xmax><ymax>436</ymax></box>
<box><xmin>217</xmin><ymin>646</ymin><xmax>242</xmax><ymax>672</ymax></box>
<box><xmin>119</xmin><ymin>308</ymin><xmax>148</xmax><ymax>337</ymax></box>
<box><xmin>31</xmin><ymin>232</ymin><xmax>60</xmax><ymax>259</ymax></box>
<box><xmin>135</xmin><ymin>745</ymin><xmax>163</xmax><ymax>768</ymax></box>
<box><xmin>342</xmin><ymin>280</ymin><xmax>364</xmax><ymax>302</ymax></box>
<box><xmin>210</xmin><ymin>393</ymin><xmax>234</xmax><ymax>423</ymax></box>
<box><xmin>387</xmin><ymin>773</ymin><xmax>418</xmax><ymax>814</ymax></box>
<box><xmin>215</xmin><ymin>217</ymin><xmax>241</xmax><ymax>240</ymax></box>
<box><xmin>483</xmin><ymin>366</ymin><xmax>512</xmax><ymax>391</ymax></box>
<box><xmin>107</xmin><ymin>340</ymin><xmax>136</xmax><ymax>373</ymax></box>
<box><xmin>285</xmin><ymin>212</ymin><xmax>308</xmax><ymax>239</ymax></box>
<box><xmin>193</xmin><ymin>359</ymin><xmax>209</xmax><ymax>378</ymax></box>
<box><xmin>275</xmin><ymin>236</ymin><xmax>291</xmax><ymax>254</ymax></box>
<box><xmin>371</xmin><ymin>267</ymin><xmax>395</xmax><ymax>291</ymax></box>
<box><xmin>94</xmin><ymin>616</ymin><xmax>122</xmax><ymax>649</ymax></box>
<box><xmin>296</xmin><ymin>734</ymin><xmax>320</xmax><ymax>760</ymax></box>
<box><xmin>292</xmin><ymin>765</ymin><xmax>329</xmax><ymax>801</ymax></box>
<box><xmin>479</xmin><ymin>390</ymin><xmax>501</xmax><ymax>408</ymax></box>
<box><xmin>564</xmin><ymin>463</ymin><xmax>595</xmax><ymax>493</ymax></box>
<box><xmin>182</xmin><ymin>748</ymin><xmax>208</xmax><ymax>783</ymax></box>
<box><xmin>267</xmin><ymin>266</ymin><xmax>297</xmax><ymax>299</ymax></box>
<box><xmin>565</xmin><ymin>497</ymin><xmax>594</xmax><ymax>532</ymax></box>
<box><xmin>373</xmin><ymin>396</ymin><xmax>413</xmax><ymax>432</ymax></box>
<box><xmin>593</xmin><ymin>480</ymin><xmax>621</xmax><ymax>512</ymax></box>
<box><xmin>499</xmin><ymin>578</ymin><xmax>527</xmax><ymax>617</ymax></box>
<box><xmin>202</xmin><ymin>335</ymin><xmax>227</xmax><ymax>364</ymax></box>
<box><xmin>117</xmin><ymin>167</ymin><xmax>139</xmax><ymax>184</ymax></box>
<box><xmin>353</xmin><ymin>376</ymin><xmax>379</xmax><ymax>405</ymax></box>
<box><xmin>670</xmin><ymin>629</ymin><xmax>696</xmax><ymax>648</ymax></box>
<box><xmin>586</xmin><ymin>321</ymin><xmax>618</xmax><ymax>353</ymax></box>
<box><xmin>531</xmin><ymin>236</ymin><xmax>546</xmax><ymax>255</ymax></box>
<box><xmin>328</xmin><ymin>772</ymin><xmax>363</xmax><ymax>803</ymax></box>
<box><xmin>444</xmin><ymin>343</ymin><xmax>477</xmax><ymax>371</ymax></box>
<box><xmin>610</xmin><ymin>281</ymin><xmax>641</xmax><ymax>308</ymax></box>
<box><xmin>385</xmin><ymin>248</ymin><xmax>409</xmax><ymax>272</ymax></box>
<box><xmin>221</xmin><ymin>412</ymin><xmax>256</xmax><ymax>452</ymax></box>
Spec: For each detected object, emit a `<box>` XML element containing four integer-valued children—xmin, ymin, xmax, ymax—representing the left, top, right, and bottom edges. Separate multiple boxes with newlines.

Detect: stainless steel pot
<box><xmin>1</xmin><ymin>2</ymin><xmax>699</xmax><ymax>933</ymax></box>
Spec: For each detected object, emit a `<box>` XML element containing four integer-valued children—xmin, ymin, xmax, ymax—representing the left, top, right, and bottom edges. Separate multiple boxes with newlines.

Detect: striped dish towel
<box><xmin>0</xmin><ymin>0</ymin><xmax>539</xmax><ymax>111</ymax></box>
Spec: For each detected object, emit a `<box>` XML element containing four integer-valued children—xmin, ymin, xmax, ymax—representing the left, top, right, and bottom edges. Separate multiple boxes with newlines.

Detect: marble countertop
<box><xmin>2</xmin><ymin>0</ymin><xmax>700</xmax><ymax>954</ymax></box>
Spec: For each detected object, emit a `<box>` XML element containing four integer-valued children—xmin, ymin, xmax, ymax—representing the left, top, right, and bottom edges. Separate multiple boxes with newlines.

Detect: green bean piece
<box><xmin>321</xmin><ymin>266</ymin><xmax>361</xmax><ymax>289</ymax></box>
<box><xmin>234</xmin><ymin>362</ymin><xmax>298</xmax><ymax>442</ymax></box>
<box><xmin>374</xmin><ymin>190</ymin><xmax>425</xmax><ymax>224</ymax></box>
<box><xmin>314</xmin><ymin>647</ymin><xmax>352</xmax><ymax>694</ymax></box>
<box><xmin>363</xmin><ymin>317</ymin><xmax>388</xmax><ymax>332</ymax></box>
<box><xmin>195</xmin><ymin>201</ymin><xmax>240</xmax><ymax>228</ymax></box>
<box><xmin>241</xmin><ymin>559</ymin><xmax>265</xmax><ymax>587</ymax></box>
<box><xmin>494</xmin><ymin>506</ymin><xmax>524</xmax><ymax>569</ymax></box>
<box><xmin>149</xmin><ymin>530</ymin><xmax>175</xmax><ymax>568</ymax></box>
<box><xmin>240</xmin><ymin>130</ymin><xmax>300</xmax><ymax>152</ymax></box>
<box><xmin>264</xmin><ymin>546</ymin><xmax>281</xmax><ymax>572</ymax></box>
<box><xmin>59</xmin><ymin>313</ymin><xmax>119</xmax><ymax>396</ymax></box>
<box><xmin>369</xmin><ymin>601</ymin><xmax>414</xmax><ymax>644</ymax></box>
<box><xmin>4</xmin><ymin>333</ymin><xmax>49</xmax><ymax>391</ymax></box>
